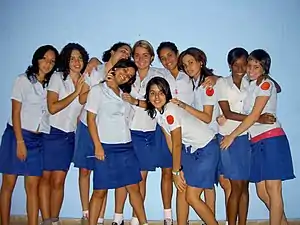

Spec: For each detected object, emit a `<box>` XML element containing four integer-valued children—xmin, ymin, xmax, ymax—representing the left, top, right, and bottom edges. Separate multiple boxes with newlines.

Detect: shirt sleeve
<box><xmin>165</xmin><ymin>103</ymin><xmax>181</xmax><ymax>131</ymax></box>
<box><xmin>256</xmin><ymin>80</ymin><xmax>273</xmax><ymax>97</ymax></box>
<box><xmin>85</xmin><ymin>86</ymin><xmax>101</xmax><ymax>114</ymax></box>
<box><xmin>11</xmin><ymin>75</ymin><xmax>26</xmax><ymax>102</ymax></box>
<box><xmin>89</xmin><ymin>66</ymin><xmax>105</xmax><ymax>87</ymax></box>
<box><xmin>216</xmin><ymin>78</ymin><xmax>228</xmax><ymax>101</ymax></box>
<box><xmin>47</xmin><ymin>73</ymin><xmax>62</xmax><ymax>94</ymax></box>
<box><xmin>200</xmin><ymin>86</ymin><xmax>217</xmax><ymax>106</ymax></box>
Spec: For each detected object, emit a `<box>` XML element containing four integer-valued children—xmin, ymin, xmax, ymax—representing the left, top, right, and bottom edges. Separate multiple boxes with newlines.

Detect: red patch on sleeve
<box><xmin>206</xmin><ymin>88</ymin><xmax>214</xmax><ymax>96</ymax></box>
<box><xmin>166</xmin><ymin>115</ymin><xmax>174</xmax><ymax>125</ymax></box>
<box><xmin>261</xmin><ymin>82</ymin><xmax>270</xmax><ymax>90</ymax></box>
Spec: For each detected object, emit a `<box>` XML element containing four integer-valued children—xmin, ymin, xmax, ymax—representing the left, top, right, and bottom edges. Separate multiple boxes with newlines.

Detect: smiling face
<box><xmin>148</xmin><ymin>84</ymin><xmax>167</xmax><ymax>111</ymax></box>
<box><xmin>159</xmin><ymin>47</ymin><xmax>178</xmax><ymax>71</ymax></box>
<box><xmin>181</xmin><ymin>54</ymin><xmax>202</xmax><ymax>78</ymax></box>
<box><xmin>230</xmin><ymin>56</ymin><xmax>247</xmax><ymax>77</ymax></box>
<box><xmin>69</xmin><ymin>49</ymin><xmax>84</xmax><ymax>74</ymax></box>
<box><xmin>114</xmin><ymin>66</ymin><xmax>136</xmax><ymax>85</ymax></box>
<box><xmin>38</xmin><ymin>50</ymin><xmax>56</xmax><ymax>76</ymax></box>
<box><xmin>111</xmin><ymin>45</ymin><xmax>131</xmax><ymax>65</ymax></box>
<box><xmin>133</xmin><ymin>46</ymin><xmax>152</xmax><ymax>70</ymax></box>
<box><xmin>247</xmin><ymin>59</ymin><xmax>264</xmax><ymax>80</ymax></box>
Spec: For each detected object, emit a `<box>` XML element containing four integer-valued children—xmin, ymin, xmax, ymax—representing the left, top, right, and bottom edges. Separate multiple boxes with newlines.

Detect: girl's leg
<box><xmin>89</xmin><ymin>190</ymin><xmax>108</xmax><ymax>225</ymax></box>
<box><xmin>113</xmin><ymin>187</ymin><xmax>127</xmax><ymax>225</ymax></box>
<box><xmin>79</xmin><ymin>168</ymin><xmax>91</xmax><ymax>218</ymax></box>
<box><xmin>126</xmin><ymin>183</ymin><xmax>147</xmax><ymax>225</ymax></box>
<box><xmin>39</xmin><ymin>171</ymin><xmax>52</xmax><ymax>222</ymax></box>
<box><xmin>161</xmin><ymin>168</ymin><xmax>173</xmax><ymax>224</ymax></box>
<box><xmin>0</xmin><ymin>174</ymin><xmax>17</xmax><ymax>225</ymax></box>
<box><xmin>176</xmin><ymin>189</ymin><xmax>189</xmax><ymax>225</ymax></box>
<box><xmin>186</xmin><ymin>186</ymin><xmax>218</xmax><ymax>225</ymax></box>
<box><xmin>238</xmin><ymin>181</ymin><xmax>249</xmax><ymax>225</ymax></box>
<box><xmin>204</xmin><ymin>188</ymin><xmax>216</xmax><ymax>216</ymax></box>
<box><xmin>25</xmin><ymin>176</ymin><xmax>41</xmax><ymax>225</ymax></box>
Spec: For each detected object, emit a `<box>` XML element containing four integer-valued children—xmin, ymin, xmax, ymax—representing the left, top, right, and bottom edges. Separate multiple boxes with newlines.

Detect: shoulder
<box><xmin>257</xmin><ymin>78</ymin><xmax>274</xmax><ymax>91</ymax></box>
<box><xmin>149</xmin><ymin>67</ymin><xmax>165</xmax><ymax>78</ymax></box>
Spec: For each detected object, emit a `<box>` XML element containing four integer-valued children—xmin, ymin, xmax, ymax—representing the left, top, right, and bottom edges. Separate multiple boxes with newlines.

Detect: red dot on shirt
<box><xmin>206</xmin><ymin>88</ymin><xmax>214</xmax><ymax>96</ymax></box>
<box><xmin>261</xmin><ymin>82</ymin><xmax>270</xmax><ymax>90</ymax></box>
<box><xmin>166</xmin><ymin>115</ymin><xmax>174</xmax><ymax>125</ymax></box>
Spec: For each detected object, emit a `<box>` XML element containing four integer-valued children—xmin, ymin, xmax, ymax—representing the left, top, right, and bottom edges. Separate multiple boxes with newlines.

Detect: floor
<box><xmin>7</xmin><ymin>218</ymin><xmax>300</xmax><ymax>225</ymax></box>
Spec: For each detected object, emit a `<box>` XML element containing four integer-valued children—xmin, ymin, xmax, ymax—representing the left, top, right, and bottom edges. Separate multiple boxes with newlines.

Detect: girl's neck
<box><xmin>105</xmin><ymin>61</ymin><xmax>113</xmax><ymax>73</ymax></box>
<box><xmin>138</xmin><ymin>67</ymin><xmax>150</xmax><ymax>81</ymax></box>
<box><xmin>69</xmin><ymin>71</ymin><xmax>80</xmax><ymax>83</ymax></box>
<box><xmin>36</xmin><ymin>72</ymin><xmax>45</xmax><ymax>83</ymax></box>
<box><xmin>170</xmin><ymin>67</ymin><xmax>179</xmax><ymax>79</ymax></box>
<box><xmin>232</xmin><ymin>74</ymin><xmax>243</xmax><ymax>89</ymax></box>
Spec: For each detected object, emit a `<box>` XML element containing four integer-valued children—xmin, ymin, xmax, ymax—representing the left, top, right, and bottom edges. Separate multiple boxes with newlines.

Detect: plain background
<box><xmin>0</xmin><ymin>0</ymin><xmax>299</xmax><ymax>220</ymax></box>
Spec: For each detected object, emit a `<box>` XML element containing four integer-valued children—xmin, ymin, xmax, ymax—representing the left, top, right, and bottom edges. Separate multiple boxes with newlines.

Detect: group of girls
<box><xmin>0</xmin><ymin>39</ymin><xmax>295</xmax><ymax>225</ymax></box>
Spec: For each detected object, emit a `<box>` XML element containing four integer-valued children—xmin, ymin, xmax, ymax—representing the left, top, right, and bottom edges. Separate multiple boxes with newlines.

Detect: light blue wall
<box><xmin>0</xmin><ymin>0</ymin><xmax>299</xmax><ymax>220</ymax></box>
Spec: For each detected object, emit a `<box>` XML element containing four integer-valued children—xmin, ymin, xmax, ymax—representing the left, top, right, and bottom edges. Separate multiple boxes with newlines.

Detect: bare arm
<box><xmin>183</xmin><ymin>104</ymin><xmax>213</xmax><ymax>124</ymax></box>
<box><xmin>11</xmin><ymin>100</ymin><xmax>24</xmax><ymax>141</ymax></box>
<box><xmin>87</xmin><ymin>111</ymin><xmax>101</xmax><ymax>147</ymax></box>
<box><xmin>170</xmin><ymin>127</ymin><xmax>182</xmax><ymax>172</ymax></box>
<box><xmin>79</xmin><ymin>83</ymin><xmax>90</xmax><ymax>105</ymax></box>
<box><xmin>47</xmin><ymin>90</ymin><xmax>79</xmax><ymax>115</ymax></box>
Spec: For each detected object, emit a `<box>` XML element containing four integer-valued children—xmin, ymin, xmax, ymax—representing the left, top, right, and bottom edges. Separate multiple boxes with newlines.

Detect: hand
<box><xmin>105</xmin><ymin>70</ymin><xmax>118</xmax><ymax>89</ymax></box>
<box><xmin>217</xmin><ymin>115</ymin><xmax>227</xmax><ymax>126</ymax></box>
<box><xmin>173</xmin><ymin>171</ymin><xmax>186</xmax><ymax>192</ymax></box>
<box><xmin>170</xmin><ymin>98</ymin><xmax>186</xmax><ymax>109</ymax></box>
<box><xmin>95</xmin><ymin>144</ymin><xmax>105</xmax><ymax>161</ymax></box>
<box><xmin>16</xmin><ymin>141</ymin><xmax>27</xmax><ymax>161</ymax></box>
<box><xmin>257</xmin><ymin>113</ymin><xmax>276</xmax><ymax>124</ymax></box>
<box><xmin>75</xmin><ymin>76</ymin><xmax>85</xmax><ymax>95</ymax></box>
<box><xmin>201</xmin><ymin>76</ymin><xmax>218</xmax><ymax>88</ymax></box>
<box><xmin>220</xmin><ymin>135</ymin><xmax>235</xmax><ymax>150</ymax></box>
<box><xmin>122</xmin><ymin>93</ymin><xmax>137</xmax><ymax>105</ymax></box>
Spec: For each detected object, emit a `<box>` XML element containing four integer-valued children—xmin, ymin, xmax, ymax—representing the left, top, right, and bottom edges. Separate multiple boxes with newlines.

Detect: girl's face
<box><xmin>38</xmin><ymin>50</ymin><xmax>56</xmax><ymax>76</ymax></box>
<box><xmin>111</xmin><ymin>45</ymin><xmax>131</xmax><ymax>64</ymax></box>
<box><xmin>182</xmin><ymin>54</ymin><xmax>202</xmax><ymax>78</ymax></box>
<box><xmin>159</xmin><ymin>48</ymin><xmax>178</xmax><ymax>71</ymax></box>
<box><xmin>247</xmin><ymin>59</ymin><xmax>264</xmax><ymax>80</ymax></box>
<box><xmin>230</xmin><ymin>56</ymin><xmax>247</xmax><ymax>77</ymax></box>
<box><xmin>133</xmin><ymin>46</ymin><xmax>152</xmax><ymax>70</ymax></box>
<box><xmin>114</xmin><ymin>66</ymin><xmax>136</xmax><ymax>85</ymax></box>
<box><xmin>149</xmin><ymin>84</ymin><xmax>167</xmax><ymax>111</ymax></box>
<box><xmin>69</xmin><ymin>49</ymin><xmax>84</xmax><ymax>74</ymax></box>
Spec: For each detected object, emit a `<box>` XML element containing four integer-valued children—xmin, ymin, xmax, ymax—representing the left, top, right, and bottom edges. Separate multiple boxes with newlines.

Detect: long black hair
<box><xmin>145</xmin><ymin>77</ymin><xmax>172</xmax><ymax>119</ymax></box>
<box><xmin>57</xmin><ymin>43</ymin><xmax>89</xmax><ymax>80</ymax></box>
<box><xmin>25</xmin><ymin>45</ymin><xmax>59</xmax><ymax>87</ymax></box>
<box><xmin>102</xmin><ymin>42</ymin><xmax>131</xmax><ymax>62</ymax></box>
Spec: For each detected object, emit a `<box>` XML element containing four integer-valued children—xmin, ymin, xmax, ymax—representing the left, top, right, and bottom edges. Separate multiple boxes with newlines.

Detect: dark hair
<box><xmin>57</xmin><ymin>43</ymin><xmax>89</xmax><ymax>80</ymax></box>
<box><xmin>102</xmin><ymin>42</ymin><xmax>131</xmax><ymax>62</ymax></box>
<box><xmin>109</xmin><ymin>58</ymin><xmax>138</xmax><ymax>93</ymax></box>
<box><xmin>227</xmin><ymin>47</ymin><xmax>248</xmax><ymax>66</ymax></box>
<box><xmin>25</xmin><ymin>45</ymin><xmax>59</xmax><ymax>87</ymax></box>
<box><xmin>145</xmin><ymin>77</ymin><xmax>172</xmax><ymax>119</ymax></box>
<box><xmin>156</xmin><ymin>41</ymin><xmax>179</xmax><ymax>59</ymax></box>
<box><xmin>248</xmin><ymin>49</ymin><xmax>271</xmax><ymax>75</ymax></box>
<box><xmin>177</xmin><ymin>47</ymin><xmax>214</xmax><ymax>89</ymax></box>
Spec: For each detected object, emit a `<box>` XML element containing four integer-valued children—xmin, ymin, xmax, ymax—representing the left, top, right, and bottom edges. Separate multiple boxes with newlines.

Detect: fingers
<box><xmin>96</xmin><ymin>154</ymin><xmax>106</xmax><ymax>161</ymax></box>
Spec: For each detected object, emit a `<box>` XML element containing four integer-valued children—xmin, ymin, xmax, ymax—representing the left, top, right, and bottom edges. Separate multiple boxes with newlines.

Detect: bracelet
<box><xmin>172</xmin><ymin>165</ymin><xmax>183</xmax><ymax>175</ymax></box>
<box><xmin>135</xmin><ymin>99</ymin><xmax>139</xmax><ymax>106</ymax></box>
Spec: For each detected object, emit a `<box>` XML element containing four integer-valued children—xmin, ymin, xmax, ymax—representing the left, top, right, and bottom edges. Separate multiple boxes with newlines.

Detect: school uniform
<box><xmin>85</xmin><ymin>83</ymin><xmax>141</xmax><ymax>190</ymax></box>
<box><xmin>216</xmin><ymin>75</ymin><xmax>252</xmax><ymax>180</ymax></box>
<box><xmin>157</xmin><ymin>102</ymin><xmax>219</xmax><ymax>189</ymax></box>
<box><xmin>0</xmin><ymin>74</ymin><xmax>48</xmax><ymax>176</ymax></box>
<box><xmin>42</xmin><ymin>72</ymin><xmax>83</xmax><ymax>171</ymax></box>
<box><xmin>155</xmin><ymin>69</ymin><xmax>194</xmax><ymax>168</ymax></box>
<box><xmin>243</xmin><ymin>79</ymin><xmax>295</xmax><ymax>183</ymax></box>
<box><xmin>192</xmin><ymin>78</ymin><xmax>221</xmax><ymax>183</ymax></box>
<box><xmin>130</xmin><ymin>67</ymin><xmax>164</xmax><ymax>171</ymax></box>
<box><xmin>73</xmin><ymin>65</ymin><xmax>106</xmax><ymax>170</ymax></box>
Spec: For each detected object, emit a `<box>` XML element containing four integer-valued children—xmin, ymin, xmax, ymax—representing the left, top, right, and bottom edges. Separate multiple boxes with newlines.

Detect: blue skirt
<box><xmin>93</xmin><ymin>142</ymin><xmax>142</xmax><ymax>190</ymax></box>
<box><xmin>131</xmin><ymin>130</ymin><xmax>157</xmax><ymax>171</ymax></box>
<box><xmin>73</xmin><ymin>122</ymin><xmax>94</xmax><ymax>170</ymax></box>
<box><xmin>218</xmin><ymin>134</ymin><xmax>251</xmax><ymax>180</ymax></box>
<box><xmin>250</xmin><ymin>135</ymin><xmax>295</xmax><ymax>183</ymax></box>
<box><xmin>181</xmin><ymin>138</ymin><xmax>220</xmax><ymax>189</ymax></box>
<box><xmin>42</xmin><ymin>126</ymin><xmax>75</xmax><ymax>171</ymax></box>
<box><xmin>0</xmin><ymin>124</ymin><xmax>43</xmax><ymax>176</ymax></box>
<box><xmin>154</xmin><ymin>125</ymin><xmax>172</xmax><ymax>168</ymax></box>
